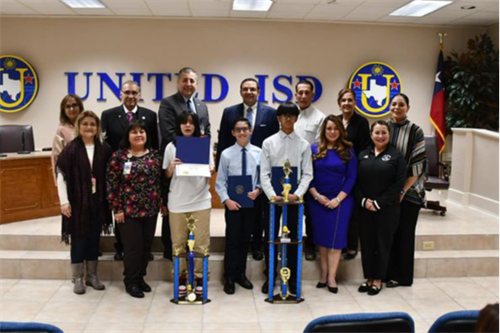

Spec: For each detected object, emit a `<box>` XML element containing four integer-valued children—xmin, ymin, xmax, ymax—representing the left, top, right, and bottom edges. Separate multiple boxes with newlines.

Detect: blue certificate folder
<box><xmin>228</xmin><ymin>175</ymin><xmax>254</xmax><ymax>208</ymax></box>
<box><xmin>176</xmin><ymin>137</ymin><xmax>210</xmax><ymax>164</ymax></box>
<box><xmin>271</xmin><ymin>166</ymin><xmax>298</xmax><ymax>195</ymax></box>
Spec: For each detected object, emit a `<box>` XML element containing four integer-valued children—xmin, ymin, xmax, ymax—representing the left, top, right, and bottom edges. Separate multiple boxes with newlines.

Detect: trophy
<box><xmin>266</xmin><ymin>160</ymin><xmax>305</xmax><ymax>304</ymax></box>
<box><xmin>171</xmin><ymin>214</ymin><xmax>210</xmax><ymax>305</ymax></box>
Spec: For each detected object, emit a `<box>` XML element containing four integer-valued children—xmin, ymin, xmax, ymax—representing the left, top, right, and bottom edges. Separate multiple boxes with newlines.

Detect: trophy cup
<box><xmin>266</xmin><ymin>160</ymin><xmax>305</xmax><ymax>304</ymax></box>
<box><xmin>171</xmin><ymin>214</ymin><xmax>210</xmax><ymax>305</ymax></box>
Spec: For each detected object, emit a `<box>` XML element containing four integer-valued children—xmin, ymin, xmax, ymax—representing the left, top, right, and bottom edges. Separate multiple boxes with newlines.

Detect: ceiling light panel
<box><xmin>60</xmin><ymin>0</ymin><xmax>106</xmax><ymax>9</ymax></box>
<box><xmin>390</xmin><ymin>1</ymin><xmax>453</xmax><ymax>17</ymax></box>
<box><xmin>232</xmin><ymin>0</ymin><xmax>273</xmax><ymax>11</ymax></box>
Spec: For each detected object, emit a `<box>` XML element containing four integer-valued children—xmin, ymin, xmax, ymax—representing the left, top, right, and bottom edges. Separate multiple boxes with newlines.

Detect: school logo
<box><xmin>349</xmin><ymin>62</ymin><xmax>402</xmax><ymax>118</ymax></box>
<box><xmin>235</xmin><ymin>185</ymin><xmax>245</xmax><ymax>195</ymax></box>
<box><xmin>0</xmin><ymin>55</ymin><xmax>39</xmax><ymax>113</ymax></box>
<box><xmin>381</xmin><ymin>154</ymin><xmax>392</xmax><ymax>162</ymax></box>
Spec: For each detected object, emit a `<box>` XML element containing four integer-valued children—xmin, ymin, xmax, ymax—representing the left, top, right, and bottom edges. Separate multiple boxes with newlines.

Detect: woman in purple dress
<box><xmin>308</xmin><ymin>115</ymin><xmax>357</xmax><ymax>293</ymax></box>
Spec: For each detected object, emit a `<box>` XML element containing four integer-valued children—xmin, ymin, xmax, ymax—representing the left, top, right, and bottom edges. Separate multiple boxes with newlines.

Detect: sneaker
<box><xmin>195</xmin><ymin>279</ymin><xmax>203</xmax><ymax>295</ymax></box>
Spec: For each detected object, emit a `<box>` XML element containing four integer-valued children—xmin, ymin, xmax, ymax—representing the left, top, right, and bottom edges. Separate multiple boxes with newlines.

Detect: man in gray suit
<box><xmin>158</xmin><ymin>67</ymin><xmax>211</xmax><ymax>260</ymax></box>
<box><xmin>158</xmin><ymin>67</ymin><xmax>211</xmax><ymax>150</ymax></box>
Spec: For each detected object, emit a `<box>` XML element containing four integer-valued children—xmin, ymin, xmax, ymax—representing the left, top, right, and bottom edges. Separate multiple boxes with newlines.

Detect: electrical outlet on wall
<box><xmin>422</xmin><ymin>241</ymin><xmax>435</xmax><ymax>250</ymax></box>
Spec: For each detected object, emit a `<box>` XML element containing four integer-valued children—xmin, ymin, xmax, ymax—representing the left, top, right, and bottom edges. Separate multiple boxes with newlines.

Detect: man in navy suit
<box><xmin>101</xmin><ymin>80</ymin><xmax>159</xmax><ymax>261</ymax></box>
<box><xmin>216</xmin><ymin>78</ymin><xmax>279</xmax><ymax>260</ymax></box>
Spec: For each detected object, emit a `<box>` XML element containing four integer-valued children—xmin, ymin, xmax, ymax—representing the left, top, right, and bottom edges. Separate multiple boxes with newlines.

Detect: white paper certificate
<box><xmin>176</xmin><ymin>163</ymin><xmax>211</xmax><ymax>177</ymax></box>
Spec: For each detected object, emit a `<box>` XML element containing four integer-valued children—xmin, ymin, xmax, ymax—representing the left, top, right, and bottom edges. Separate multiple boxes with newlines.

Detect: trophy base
<box><xmin>265</xmin><ymin>294</ymin><xmax>304</xmax><ymax>304</ymax></box>
<box><xmin>171</xmin><ymin>295</ymin><xmax>211</xmax><ymax>305</ymax></box>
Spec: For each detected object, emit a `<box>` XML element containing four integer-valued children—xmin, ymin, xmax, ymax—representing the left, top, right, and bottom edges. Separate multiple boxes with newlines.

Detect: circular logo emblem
<box><xmin>0</xmin><ymin>55</ymin><xmax>39</xmax><ymax>113</ymax></box>
<box><xmin>349</xmin><ymin>62</ymin><xmax>402</xmax><ymax>118</ymax></box>
<box><xmin>235</xmin><ymin>185</ymin><xmax>245</xmax><ymax>195</ymax></box>
<box><xmin>381</xmin><ymin>154</ymin><xmax>392</xmax><ymax>162</ymax></box>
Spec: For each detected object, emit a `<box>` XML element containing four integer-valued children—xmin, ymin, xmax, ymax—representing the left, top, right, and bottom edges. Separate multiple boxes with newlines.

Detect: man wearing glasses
<box><xmin>101</xmin><ymin>80</ymin><xmax>159</xmax><ymax>261</ymax></box>
<box><xmin>216</xmin><ymin>78</ymin><xmax>279</xmax><ymax>262</ymax></box>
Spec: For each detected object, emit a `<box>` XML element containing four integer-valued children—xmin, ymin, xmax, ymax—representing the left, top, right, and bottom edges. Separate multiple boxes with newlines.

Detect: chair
<box><xmin>0</xmin><ymin>321</ymin><xmax>63</xmax><ymax>332</ymax></box>
<box><xmin>424</xmin><ymin>135</ymin><xmax>450</xmax><ymax>216</ymax></box>
<box><xmin>303</xmin><ymin>312</ymin><xmax>415</xmax><ymax>333</ymax></box>
<box><xmin>428</xmin><ymin>310</ymin><xmax>480</xmax><ymax>333</ymax></box>
<box><xmin>0</xmin><ymin>125</ymin><xmax>35</xmax><ymax>153</ymax></box>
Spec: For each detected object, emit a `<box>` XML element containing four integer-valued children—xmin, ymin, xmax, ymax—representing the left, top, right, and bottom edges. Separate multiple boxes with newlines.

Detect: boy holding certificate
<box><xmin>216</xmin><ymin>118</ymin><xmax>262</xmax><ymax>295</ymax></box>
<box><xmin>260</xmin><ymin>102</ymin><xmax>313</xmax><ymax>295</ymax></box>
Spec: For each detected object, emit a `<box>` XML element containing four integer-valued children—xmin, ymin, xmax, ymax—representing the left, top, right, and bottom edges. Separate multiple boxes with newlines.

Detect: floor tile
<box><xmin>255</xmin><ymin>301</ymin><xmax>313</xmax><ymax>323</ymax></box>
<box><xmin>406</xmin><ymin>298</ymin><xmax>464</xmax><ymax>321</ymax></box>
<box><xmin>143</xmin><ymin>322</ymin><xmax>202</xmax><ymax>332</ymax></box>
<box><xmin>202</xmin><ymin>322</ymin><xmax>261</xmax><ymax>332</ymax></box>
<box><xmin>83</xmin><ymin>321</ymin><xmax>144</xmax><ymax>332</ymax></box>
<box><xmin>453</xmin><ymin>297</ymin><xmax>500</xmax><ymax>310</ymax></box>
<box><xmin>89</xmin><ymin>301</ymin><xmax>150</xmax><ymax>323</ymax></box>
<box><xmin>203</xmin><ymin>301</ymin><xmax>259</xmax><ymax>323</ymax></box>
<box><xmin>146</xmin><ymin>300</ymin><xmax>203</xmax><ymax>323</ymax></box>
<box><xmin>0</xmin><ymin>300</ymin><xmax>45</xmax><ymax>321</ymax></box>
<box><xmin>260</xmin><ymin>321</ymin><xmax>309</xmax><ymax>333</ymax></box>
<box><xmin>307</xmin><ymin>299</ymin><xmax>363</xmax><ymax>317</ymax></box>
<box><xmin>431</xmin><ymin>279</ymin><xmax>496</xmax><ymax>298</ymax></box>
<box><xmin>35</xmin><ymin>300</ymin><xmax>98</xmax><ymax>323</ymax></box>
<box><xmin>47</xmin><ymin>322</ymin><xmax>86</xmax><ymax>333</ymax></box>
<box><xmin>2</xmin><ymin>282</ymin><xmax>60</xmax><ymax>302</ymax></box>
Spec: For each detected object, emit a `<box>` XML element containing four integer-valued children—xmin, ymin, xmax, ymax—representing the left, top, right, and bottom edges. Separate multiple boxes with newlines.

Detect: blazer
<box><xmin>101</xmin><ymin>105</ymin><xmax>159</xmax><ymax>152</ymax></box>
<box><xmin>158</xmin><ymin>92</ymin><xmax>211</xmax><ymax>151</ymax></box>
<box><xmin>216</xmin><ymin>103</ymin><xmax>279</xmax><ymax>170</ymax></box>
<box><xmin>338</xmin><ymin>111</ymin><xmax>371</xmax><ymax>156</ymax></box>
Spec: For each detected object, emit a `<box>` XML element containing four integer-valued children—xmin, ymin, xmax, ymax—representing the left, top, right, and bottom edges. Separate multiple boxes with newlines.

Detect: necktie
<box><xmin>187</xmin><ymin>100</ymin><xmax>195</xmax><ymax>113</ymax></box>
<box><xmin>127</xmin><ymin>112</ymin><xmax>134</xmax><ymax>122</ymax></box>
<box><xmin>241</xmin><ymin>147</ymin><xmax>247</xmax><ymax>176</ymax></box>
<box><xmin>246</xmin><ymin>107</ymin><xmax>253</xmax><ymax>128</ymax></box>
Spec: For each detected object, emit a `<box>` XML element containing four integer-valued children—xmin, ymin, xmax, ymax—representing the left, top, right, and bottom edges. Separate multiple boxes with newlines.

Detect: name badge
<box><xmin>91</xmin><ymin>177</ymin><xmax>97</xmax><ymax>194</ymax></box>
<box><xmin>124</xmin><ymin>162</ymin><xmax>132</xmax><ymax>175</ymax></box>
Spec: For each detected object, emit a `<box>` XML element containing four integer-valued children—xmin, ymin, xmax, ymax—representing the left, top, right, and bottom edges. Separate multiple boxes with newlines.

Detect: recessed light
<box><xmin>390</xmin><ymin>0</ymin><xmax>453</xmax><ymax>17</ymax></box>
<box><xmin>60</xmin><ymin>0</ymin><xmax>106</xmax><ymax>9</ymax></box>
<box><xmin>232</xmin><ymin>0</ymin><xmax>273</xmax><ymax>11</ymax></box>
<box><xmin>461</xmin><ymin>5</ymin><xmax>476</xmax><ymax>10</ymax></box>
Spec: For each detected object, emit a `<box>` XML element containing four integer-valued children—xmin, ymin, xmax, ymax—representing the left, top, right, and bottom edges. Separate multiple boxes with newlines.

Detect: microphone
<box><xmin>17</xmin><ymin>131</ymin><xmax>31</xmax><ymax>155</ymax></box>
<box><xmin>0</xmin><ymin>133</ymin><xmax>7</xmax><ymax>157</ymax></box>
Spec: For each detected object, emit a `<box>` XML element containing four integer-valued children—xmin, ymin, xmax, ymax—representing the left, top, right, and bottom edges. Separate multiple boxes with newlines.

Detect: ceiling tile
<box><xmin>0</xmin><ymin>0</ymin><xmax>39</xmax><ymax>14</ymax></box>
<box><xmin>111</xmin><ymin>8</ymin><xmax>153</xmax><ymax>15</ymax></box>
<box><xmin>305</xmin><ymin>3</ymin><xmax>354</xmax><ymax>20</ymax></box>
<box><xmin>101</xmin><ymin>0</ymin><xmax>149</xmax><ymax>9</ymax></box>
<box><xmin>189</xmin><ymin>1</ymin><xmax>230</xmax><ymax>10</ymax></box>
<box><xmin>229</xmin><ymin>10</ymin><xmax>268</xmax><ymax>18</ymax></box>
<box><xmin>341</xmin><ymin>6</ymin><xmax>395</xmax><ymax>21</ymax></box>
<box><xmin>72</xmin><ymin>8</ymin><xmax>115</xmax><ymax>15</ymax></box>
<box><xmin>274</xmin><ymin>0</ymin><xmax>321</xmax><ymax>4</ymax></box>
<box><xmin>191</xmin><ymin>8</ymin><xmax>229</xmax><ymax>17</ymax></box>
<box><xmin>151</xmin><ymin>8</ymin><xmax>191</xmax><ymax>16</ymax></box>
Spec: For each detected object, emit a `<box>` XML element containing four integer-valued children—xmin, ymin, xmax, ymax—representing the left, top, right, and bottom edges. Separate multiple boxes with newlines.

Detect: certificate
<box><xmin>228</xmin><ymin>175</ymin><xmax>254</xmax><ymax>208</ymax></box>
<box><xmin>175</xmin><ymin>137</ymin><xmax>211</xmax><ymax>177</ymax></box>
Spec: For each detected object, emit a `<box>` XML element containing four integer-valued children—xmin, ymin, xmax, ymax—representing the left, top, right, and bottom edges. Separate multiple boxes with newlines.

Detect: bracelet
<box><xmin>314</xmin><ymin>195</ymin><xmax>320</xmax><ymax>201</ymax></box>
<box><xmin>335</xmin><ymin>197</ymin><xmax>341</xmax><ymax>204</ymax></box>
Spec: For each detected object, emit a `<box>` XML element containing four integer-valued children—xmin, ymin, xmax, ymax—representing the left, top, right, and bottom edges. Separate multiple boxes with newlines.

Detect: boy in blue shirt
<box><xmin>216</xmin><ymin>117</ymin><xmax>262</xmax><ymax>295</ymax></box>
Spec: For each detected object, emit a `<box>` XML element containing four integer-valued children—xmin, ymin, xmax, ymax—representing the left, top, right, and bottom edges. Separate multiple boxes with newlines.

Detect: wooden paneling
<box><xmin>0</xmin><ymin>154</ymin><xmax>60</xmax><ymax>224</ymax></box>
<box><xmin>210</xmin><ymin>172</ymin><xmax>223</xmax><ymax>209</ymax></box>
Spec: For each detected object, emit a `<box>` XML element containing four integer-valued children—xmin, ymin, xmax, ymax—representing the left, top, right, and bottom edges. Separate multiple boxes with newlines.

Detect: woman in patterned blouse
<box><xmin>106</xmin><ymin>121</ymin><xmax>162</xmax><ymax>298</ymax></box>
<box><xmin>385</xmin><ymin>93</ymin><xmax>427</xmax><ymax>288</ymax></box>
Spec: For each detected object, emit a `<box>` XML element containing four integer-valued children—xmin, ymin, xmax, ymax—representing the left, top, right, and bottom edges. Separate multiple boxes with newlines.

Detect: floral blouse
<box><xmin>106</xmin><ymin>149</ymin><xmax>162</xmax><ymax>218</ymax></box>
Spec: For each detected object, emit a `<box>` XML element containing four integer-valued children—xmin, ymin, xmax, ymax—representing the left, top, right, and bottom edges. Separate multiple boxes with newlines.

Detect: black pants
<box><xmin>71</xmin><ymin>226</ymin><xmax>101</xmax><ymax>264</ymax></box>
<box><xmin>264</xmin><ymin>201</ymin><xmax>299</xmax><ymax>287</ymax></box>
<box><xmin>114</xmin><ymin>222</ymin><xmax>123</xmax><ymax>253</ymax></box>
<box><xmin>224</xmin><ymin>207</ymin><xmax>255</xmax><ymax>279</ymax></box>
<box><xmin>386</xmin><ymin>200</ymin><xmax>421</xmax><ymax>286</ymax></box>
<box><xmin>358</xmin><ymin>205</ymin><xmax>399</xmax><ymax>280</ymax></box>
<box><xmin>161</xmin><ymin>215</ymin><xmax>172</xmax><ymax>256</ymax></box>
<box><xmin>250</xmin><ymin>195</ymin><xmax>265</xmax><ymax>251</ymax></box>
<box><xmin>119</xmin><ymin>215</ymin><xmax>158</xmax><ymax>287</ymax></box>
<box><xmin>345</xmin><ymin>209</ymin><xmax>360</xmax><ymax>252</ymax></box>
<box><xmin>303</xmin><ymin>193</ymin><xmax>314</xmax><ymax>251</ymax></box>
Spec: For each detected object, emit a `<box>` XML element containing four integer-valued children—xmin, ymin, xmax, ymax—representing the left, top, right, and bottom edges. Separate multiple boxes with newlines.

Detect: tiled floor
<box><xmin>0</xmin><ymin>277</ymin><xmax>498</xmax><ymax>333</ymax></box>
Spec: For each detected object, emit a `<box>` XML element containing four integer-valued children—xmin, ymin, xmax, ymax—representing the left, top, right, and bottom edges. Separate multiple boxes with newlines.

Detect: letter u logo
<box><xmin>0</xmin><ymin>68</ymin><xmax>27</xmax><ymax>108</ymax></box>
<box><xmin>359</xmin><ymin>74</ymin><xmax>394</xmax><ymax>113</ymax></box>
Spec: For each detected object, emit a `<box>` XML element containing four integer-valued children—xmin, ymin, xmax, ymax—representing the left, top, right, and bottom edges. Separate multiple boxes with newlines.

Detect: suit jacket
<box><xmin>158</xmin><ymin>92</ymin><xmax>211</xmax><ymax>151</ymax></box>
<box><xmin>101</xmin><ymin>105</ymin><xmax>159</xmax><ymax>152</ymax></box>
<box><xmin>338</xmin><ymin>111</ymin><xmax>371</xmax><ymax>156</ymax></box>
<box><xmin>216</xmin><ymin>103</ymin><xmax>279</xmax><ymax>170</ymax></box>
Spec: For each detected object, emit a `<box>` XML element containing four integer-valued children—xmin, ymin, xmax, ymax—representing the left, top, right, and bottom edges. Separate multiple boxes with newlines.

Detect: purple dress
<box><xmin>308</xmin><ymin>144</ymin><xmax>357</xmax><ymax>249</ymax></box>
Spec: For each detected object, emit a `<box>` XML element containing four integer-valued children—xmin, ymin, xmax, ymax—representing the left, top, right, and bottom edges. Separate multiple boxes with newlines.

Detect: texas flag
<box><xmin>430</xmin><ymin>50</ymin><xmax>446</xmax><ymax>154</ymax></box>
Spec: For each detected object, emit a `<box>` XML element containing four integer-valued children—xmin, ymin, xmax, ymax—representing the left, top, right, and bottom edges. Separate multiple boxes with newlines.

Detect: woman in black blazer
<box><xmin>355</xmin><ymin>120</ymin><xmax>406</xmax><ymax>296</ymax></box>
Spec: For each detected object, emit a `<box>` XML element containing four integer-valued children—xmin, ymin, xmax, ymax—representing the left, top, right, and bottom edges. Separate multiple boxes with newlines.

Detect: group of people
<box><xmin>53</xmin><ymin>66</ymin><xmax>427</xmax><ymax>300</ymax></box>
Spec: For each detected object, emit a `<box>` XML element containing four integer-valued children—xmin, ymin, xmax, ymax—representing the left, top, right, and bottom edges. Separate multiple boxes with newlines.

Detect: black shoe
<box><xmin>261</xmin><ymin>280</ymin><xmax>270</xmax><ymax>294</ymax></box>
<box><xmin>288</xmin><ymin>283</ymin><xmax>297</xmax><ymax>295</ymax></box>
<box><xmin>386</xmin><ymin>280</ymin><xmax>400</xmax><ymax>288</ymax></box>
<box><xmin>139</xmin><ymin>280</ymin><xmax>152</xmax><ymax>293</ymax></box>
<box><xmin>328</xmin><ymin>285</ymin><xmax>338</xmax><ymax>294</ymax></box>
<box><xmin>98</xmin><ymin>251</ymin><xmax>103</xmax><ymax>257</ymax></box>
<box><xmin>126</xmin><ymin>285</ymin><xmax>144</xmax><ymax>298</ymax></box>
<box><xmin>163</xmin><ymin>251</ymin><xmax>173</xmax><ymax>261</ymax></box>
<box><xmin>343</xmin><ymin>250</ymin><xmax>358</xmax><ymax>261</ymax></box>
<box><xmin>252</xmin><ymin>250</ymin><xmax>264</xmax><ymax>261</ymax></box>
<box><xmin>358</xmin><ymin>282</ymin><xmax>370</xmax><ymax>293</ymax></box>
<box><xmin>224</xmin><ymin>278</ymin><xmax>235</xmax><ymax>295</ymax></box>
<box><xmin>368</xmin><ymin>285</ymin><xmax>382</xmax><ymax>296</ymax></box>
<box><xmin>316</xmin><ymin>282</ymin><xmax>327</xmax><ymax>288</ymax></box>
<box><xmin>114</xmin><ymin>252</ymin><xmax>124</xmax><ymax>261</ymax></box>
<box><xmin>305</xmin><ymin>247</ymin><xmax>316</xmax><ymax>261</ymax></box>
<box><xmin>235</xmin><ymin>275</ymin><xmax>253</xmax><ymax>290</ymax></box>
<box><xmin>149</xmin><ymin>253</ymin><xmax>154</xmax><ymax>261</ymax></box>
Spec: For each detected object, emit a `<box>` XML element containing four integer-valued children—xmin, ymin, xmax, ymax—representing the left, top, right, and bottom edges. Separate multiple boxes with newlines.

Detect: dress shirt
<box><xmin>182</xmin><ymin>96</ymin><xmax>197</xmax><ymax>113</ymax></box>
<box><xmin>260</xmin><ymin>130</ymin><xmax>313</xmax><ymax>199</ymax></box>
<box><xmin>243</xmin><ymin>103</ymin><xmax>257</xmax><ymax>128</ymax></box>
<box><xmin>122</xmin><ymin>105</ymin><xmax>138</xmax><ymax>115</ymax></box>
<box><xmin>215</xmin><ymin>142</ymin><xmax>261</xmax><ymax>204</ymax></box>
<box><xmin>294</xmin><ymin>105</ymin><xmax>325</xmax><ymax>145</ymax></box>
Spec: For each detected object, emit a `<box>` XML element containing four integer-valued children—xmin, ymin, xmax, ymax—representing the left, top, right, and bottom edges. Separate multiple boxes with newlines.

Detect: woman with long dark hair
<box><xmin>308</xmin><ymin>115</ymin><xmax>357</xmax><ymax>293</ymax></box>
<box><xmin>56</xmin><ymin>110</ymin><xmax>112</xmax><ymax>295</ymax></box>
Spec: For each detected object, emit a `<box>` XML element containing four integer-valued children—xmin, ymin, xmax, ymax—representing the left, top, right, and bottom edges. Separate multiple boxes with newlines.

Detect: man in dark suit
<box><xmin>158</xmin><ymin>67</ymin><xmax>211</xmax><ymax>261</ymax></box>
<box><xmin>158</xmin><ymin>67</ymin><xmax>211</xmax><ymax>151</ymax></box>
<box><xmin>216</xmin><ymin>78</ymin><xmax>279</xmax><ymax>261</ymax></box>
<box><xmin>101</xmin><ymin>80</ymin><xmax>159</xmax><ymax>261</ymax></box>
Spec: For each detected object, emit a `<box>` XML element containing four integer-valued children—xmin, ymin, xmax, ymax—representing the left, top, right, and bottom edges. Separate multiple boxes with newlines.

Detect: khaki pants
<box><xmin>170</xmin><ymin>208</ymin><xmax>211</xmax><ymax>279</ymax></box>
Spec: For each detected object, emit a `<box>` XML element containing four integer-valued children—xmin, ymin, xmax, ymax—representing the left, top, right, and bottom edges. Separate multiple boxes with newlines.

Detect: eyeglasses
<box><xmin>281</xmin><ymin>114</ymin><xmax>297</xmax><ymax>119</ymax></box>
<box><xmin>65</xmin><ymin>103</ymin><xmax>79</xmax><ymax>109</ymax></box>
<box><xmin>234</xmin><ymin>127</ymin><xmax>250</xmax><ymax>133</ymax></box>
<box><xmin>122</xmin><ymin>90</ymin><xmax>139</xmax><ymax>96</ymax></box>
